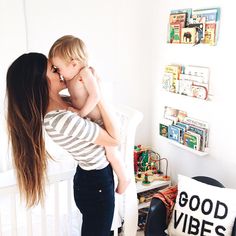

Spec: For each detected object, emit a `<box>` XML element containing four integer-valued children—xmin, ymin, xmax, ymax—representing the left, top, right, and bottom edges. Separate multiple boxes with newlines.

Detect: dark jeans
<box><xmin>73</xmin><ymin>164</ymin><xmax>115</xmax><ymax>236</ymax></box>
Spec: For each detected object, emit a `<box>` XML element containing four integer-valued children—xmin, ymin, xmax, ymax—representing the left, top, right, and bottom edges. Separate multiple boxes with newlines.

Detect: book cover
<box><xmin>162</xmin><ymin>72</ymin><xmax>173</xmax><ymax>92</ymax></box>
<box><xmin>188</xmin><ymin>23</ymin><xmax>205</xmax><ymax>44</ymax></box>
<box><xmin>178</xmin><ymin>80</ymin><xmax>193</xmax><ymax>97</ymax></box>
<box><xmin>169</xmin><ymin>12</ymin><xmax>187</xmax><ymax>28</ymax></box>
<box><xmin>183</xmin><ymin>117</ymin><xmax>209</xmax><ymax>129</ymax></box>
<box><xmin>192</xmin><ymin>8</ymin><xmax>220</xmax><ymax>23</ymax></box>
<box><xmin>160</xmin><ymin>123</ymin><xmax>169</xmax><ymax>138</ymax></box>
<box><xmin>176</xmin><ymin>122</ymin><xmax>189</xmax><ymax>132</ymax></box>
<box><xmin>168</xmin><ymin>125</ymin><xmax>181</xmax><ymax>142</ymax></box>
<box><xmin>164</xmin><ymin>65</ymin><xmax>181</xmax><ymax>93</ymax></box>
<box><xmin>184</xmin><ymin>66</ymin><xmax>209</xmax><ymax>84</ymax></box>
<box><xmin>171</xmin><ymin>8</ymin><xmax>192</xmax><ymax>24</ymax></box>
<box><xmin>188</xmin><ymin>125</ymin><xmax>207</xmax><ymax>151</ymax></box>
<box><xmin>192</xmin><ymin>82</ymin><xmax>208</xmax><ymax>100</ymax></box>
<box><xmin>181</xmin><ymin>27</ymin><xmax>196</xmax><ymax>44</ymax></box>
<box><xmin>183</xmin><ymin>132</ymin><xmax>200</xmax><ymax>151</ymax></box>
<box><xmin>204</xmin><ymin>22</ymin><xmax>216</xmax><ymax>45</ymax></box>
<box><xmin>169</xmin><ymin>23</ymin><xmax>181</xmax><ymax>43</ymax></box>
<box><xmin>179</xmin><ymin>73</ymin><xmax>206</xmax><ymax>84</ymax></box>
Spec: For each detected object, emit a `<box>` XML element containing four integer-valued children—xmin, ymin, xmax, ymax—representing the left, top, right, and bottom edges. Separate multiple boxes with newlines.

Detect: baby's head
<box><xmin>48</xmin><ymin>35</ymin><xmax>88</xmax><ymax>81</ymax></box>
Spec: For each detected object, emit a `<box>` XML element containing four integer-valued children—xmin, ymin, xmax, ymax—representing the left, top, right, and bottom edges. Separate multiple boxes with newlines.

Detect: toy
<box><xmin>134</xmin><ymin>146</ymin><xmax>170</xmax><ymax>183</ymax></box>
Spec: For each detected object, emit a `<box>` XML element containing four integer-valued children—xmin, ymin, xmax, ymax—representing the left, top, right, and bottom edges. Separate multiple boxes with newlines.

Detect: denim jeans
<box><xmin>73</xmin><ymin>164</ymin><xmax>115</xmax><ymax>236</ymax></box>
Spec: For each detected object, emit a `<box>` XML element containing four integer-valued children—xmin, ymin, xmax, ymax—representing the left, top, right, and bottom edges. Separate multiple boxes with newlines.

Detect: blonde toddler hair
<box><xmin>48</xmin><ymin>35</ymin><xmax>88</xmax><ymax>64</ymax></box>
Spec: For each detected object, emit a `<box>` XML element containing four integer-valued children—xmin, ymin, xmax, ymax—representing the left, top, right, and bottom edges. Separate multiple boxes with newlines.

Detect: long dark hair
<box><xmin>6</xmin><ymin>53</ymin><xmax>49</xmax><ymax>207</ymax></box>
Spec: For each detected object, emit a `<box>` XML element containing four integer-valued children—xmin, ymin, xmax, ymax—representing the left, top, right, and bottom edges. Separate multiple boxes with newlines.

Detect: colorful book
<box><xmin>183</xmin><ymin>132</ymin><xmax>200</xmax><ymax>151</ymax></box>
<box><xmin>181</xmin><ymin>27</ymin><xmax>196</xmax><ymax>44</ymax></box>
<box><xmin>164</xmin><ymin>65</ymin><xmax>181</xmax><ymax>93</ymax></box>
<box><xmin>168</xmin><ymin>125</ymin><xmax>181</xmax><ymax>143</ymax></box>
<box><xmin>169</xmin><ymin>23</ymin><xmax>181</xmax><ymax>43</ymax></box>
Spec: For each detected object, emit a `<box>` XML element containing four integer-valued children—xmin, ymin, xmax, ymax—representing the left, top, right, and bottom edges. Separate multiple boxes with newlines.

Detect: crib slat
<box><xmin>0</xmin><ymin>212</ymin><xmax>2</xmax><ymax>236</ymax></box>
<box><xmin>10</xmin><ymin>194</ymin><xmax>17</xmax><ymax>236</ymax></box>
<box><xmin>41</xmin><ymin>204</ymin><xmax>47</xmax><ymax>236</ymax></box>
<box><xmin>66</xmin><ymin>180</ymin><xmax>72</xmax><ymax>236</ymax></box>
<box><xmin>54</xmin><ymin>183</ymin><xmax>59</xmax><ymax>236</ymax></box>
<box><xmin>26</xmin><ymin>209</ymin><xmax>32</xmax><ymax>236</ymax></box>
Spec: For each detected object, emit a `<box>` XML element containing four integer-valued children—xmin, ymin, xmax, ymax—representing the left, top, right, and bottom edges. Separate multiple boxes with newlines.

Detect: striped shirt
<box><xmin>44</xmin><ymin>110</ymin><xmax>109</xmax><ymax>170</ymax></box>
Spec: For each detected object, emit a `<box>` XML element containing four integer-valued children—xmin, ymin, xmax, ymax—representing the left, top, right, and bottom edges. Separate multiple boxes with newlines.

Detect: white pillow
<box><xmin>168</xmin><ymin>175</ymin><xmax>236</xmax><ymax>236</ymax></box>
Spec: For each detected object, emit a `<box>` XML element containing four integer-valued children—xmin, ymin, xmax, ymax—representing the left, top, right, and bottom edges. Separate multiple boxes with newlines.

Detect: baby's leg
<box><xmin>105</xmin><ymin>146</ymin><xmax>130</xmax><ymax>194</ymax></box>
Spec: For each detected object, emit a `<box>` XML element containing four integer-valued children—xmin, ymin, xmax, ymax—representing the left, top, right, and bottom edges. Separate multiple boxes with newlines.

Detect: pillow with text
<box><xmin>167</xmin><ymin>174</ymin><xmax>236</xmax><ymax>236</ymax></box>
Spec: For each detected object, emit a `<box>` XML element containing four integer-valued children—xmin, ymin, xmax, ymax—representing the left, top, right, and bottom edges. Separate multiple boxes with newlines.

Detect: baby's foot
<box><xmin>116</xmin><ymin>178</ymin><xmax>131</xmax><ymax>194</ymax></box>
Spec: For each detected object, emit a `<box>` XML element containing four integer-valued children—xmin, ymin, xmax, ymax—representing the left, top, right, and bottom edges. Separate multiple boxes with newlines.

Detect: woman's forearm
<box><xmin>97</xmin><ymin>99</ymin><xmax>120</xmax><ymax>142</ymax></box>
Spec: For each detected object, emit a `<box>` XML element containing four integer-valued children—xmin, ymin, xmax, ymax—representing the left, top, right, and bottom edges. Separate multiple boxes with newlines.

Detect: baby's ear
<box><xmin>71</xmin><ymin>59</ymin><xmax>79</xmax><ymax>67</ymax></box>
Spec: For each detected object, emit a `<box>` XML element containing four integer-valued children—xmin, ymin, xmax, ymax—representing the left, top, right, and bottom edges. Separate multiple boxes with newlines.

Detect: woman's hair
<box><xmin>48</xmin><ymin>35</ymin><xmax>88</xmax><ymax>64</ymax></box>
<box><xmin>6</xmin><ymin>52</ymin><xmax>49</xmax><ymax>207</ymax></box>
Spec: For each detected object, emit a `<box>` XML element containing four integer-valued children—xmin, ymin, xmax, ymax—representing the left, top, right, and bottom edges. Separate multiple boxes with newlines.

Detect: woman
<box><xmin>6</xmin><ymin>52</ymin><xmax>119</xmax><ymax>236</ymax></box>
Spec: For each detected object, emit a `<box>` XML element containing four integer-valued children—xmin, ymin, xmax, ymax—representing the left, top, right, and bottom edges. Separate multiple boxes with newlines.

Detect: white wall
<box><xmin>150</xmin><ymin>0</ymin><xmax>236</xmax><ymax>188</ymax></box>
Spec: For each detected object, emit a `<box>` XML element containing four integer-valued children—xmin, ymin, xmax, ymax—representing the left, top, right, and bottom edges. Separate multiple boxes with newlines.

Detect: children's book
<box><xmin>171</xmin><ymin>9</ymin><xmax>192</xmax><ymax>24</ymax></box>
<box><xmin>159</xmin><ymin>118</ymin><xmax>173</xmax><ymax>138</ymax></box>
<box><xmin>162</xmin><ymin>72</ymin><xmax>173</xmax><ymax>92</ymax></box>
<box><xmin>192</xmin><ymin>82</ymin><xmax>208</xmax><ymax>100</ymax></box>
<box><xmin>183</xmin><ymin>132</ymin><xmax>200</xmax><ymax>151</ymax></box>
<box><xmin>184</xmin><ymin>66</ymin><xmax>209</xmax><ymax>84</ymax></box>
<box><xmin>183</xmin><ymin>117</ymin><xmax>209</xmax><ymax>147</ymax></box>
<box><xmin>178</xmin><ymin>80</ymin><xmax>193</xmax><ymax>97</ymax></box>
<box><xmin>181</xmin><ymin>28</ymin><xmax>196</xmax><ymax>44</ymax></box>
<box><xmin>188</xmin><ymin>125</ymin><xmax>207</xmax><ymax>151</ymax></box>
<box><xmin>168</xmin><ymin>125</ymin><xmax>181</xmax><ymax>143</ymax></box>
<box><xmin>169</xmin><ymin>12</ymin><xmax>187</xmax><ymax>28</ymax></box>
<box><xmin>169</xmin><ymin>23</ymin><xmax>181</xmax><ymax>43</ymax></box>
<box><xmin>164</xmin><ymin>65</ymin><xmax>181</xmax><ymax>93</ymax></box>
<box><xmin>204</xmin><ymin>22</ymin><xmax>216</xmax><ymax>45</ymax></box>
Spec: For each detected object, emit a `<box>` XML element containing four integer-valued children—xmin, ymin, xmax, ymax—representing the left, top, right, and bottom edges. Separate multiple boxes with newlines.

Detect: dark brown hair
<box><xmin>6</xmin><ymin>53</ymin><xmax>49</xmax><ymax>207</ymax></box>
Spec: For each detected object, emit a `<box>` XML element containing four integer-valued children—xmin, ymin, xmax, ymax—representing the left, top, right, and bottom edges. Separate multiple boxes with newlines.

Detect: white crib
<box><xmin>0</xmin><ymin>105</ymin><xmax>143</xmax><ymax>236</ymax></box>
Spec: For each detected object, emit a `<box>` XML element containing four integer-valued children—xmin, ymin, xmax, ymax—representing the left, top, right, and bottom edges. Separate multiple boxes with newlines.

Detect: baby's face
<box><xmin>51</xmin><ymin>56</ymin><xmax>80</xmax><ymax>81</ymax></box>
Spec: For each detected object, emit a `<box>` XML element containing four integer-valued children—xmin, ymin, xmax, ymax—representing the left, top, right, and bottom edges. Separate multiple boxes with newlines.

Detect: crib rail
<box><xmin>0</xmin><ymin>167</ymin><xmax>78</xmax><ymax>236</ymax></box>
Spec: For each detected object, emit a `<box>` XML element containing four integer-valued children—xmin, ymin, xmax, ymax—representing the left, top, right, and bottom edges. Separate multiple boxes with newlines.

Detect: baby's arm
<box><xmin>79</xmin><ymin>67</ymin><xmax>100</xmax><ymax>117</ymax></box>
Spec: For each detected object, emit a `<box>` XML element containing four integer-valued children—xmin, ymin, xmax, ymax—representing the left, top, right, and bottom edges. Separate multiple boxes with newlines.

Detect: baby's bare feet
<box><xmin>116</xmin><ymin>178</ymin><xmax>131</xmax><ymax>194</ymax></box>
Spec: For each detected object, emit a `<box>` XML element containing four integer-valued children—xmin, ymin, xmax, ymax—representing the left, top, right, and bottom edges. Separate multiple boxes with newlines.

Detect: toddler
<box><xmin>48</xmin><ymin>35</ymin><xmax>130</xmax><ymax>194</ymax></box>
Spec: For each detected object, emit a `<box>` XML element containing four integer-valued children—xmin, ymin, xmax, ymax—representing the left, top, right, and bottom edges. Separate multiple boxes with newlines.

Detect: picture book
<box><xmin>174</xmin><ymin>124</ymin><xmax>185</xmax><ymax>144</ymax></box>
<box><xmin>164</xmin><ymin>65</ymin><xmax>181</xmax><ymax>93</ymax></box>
<box><xmin>171</xmin><ymin>8</ymin><xmax>192</xmax><ymax>24</ymax></box>
<box><xmin>184</xmin><ymin>66</ymin><xmax>209</xmax><ymax>84</ymax></box>
<box><xmin>168</xmin><ymin>125</ymin><xmax>181</xmax><ymax>143</ymax></box>
<box><xmin>192</xmin><ymin>8</ymin><xmax>220</xmax><ymax>23</ymax></box>
<box><xmin>179</xmin><ymin>73</ymin><xmax>206</xmax><ymax>84</ymax></box>
<box><xmin>169</xmin><ymin>23</ymin><xmax>181</xmax><ymax>43</ymax></box>
<box><xmin>183</xmin><ymin>117</ymin><xmax>209</xmax><ymax>130</ymax></box>
<box><xmin>188</xmin><ymin>23</ymin><xmax>205</xmax><ymax>44</ymax></box>
<box><xmin>160</xmin><ymin>123</ymin><xmax>168</xmax><ymax>138</ymax></box>
<box><xmin>178</xmin><ymin>80</ymin><xmax>193</xmax><ymax>97</ymax></box>
<box><xmin>159</xmin><ymin>118</ymin><xmax>173</xmax><ymax>138</ymax></box>
<box><xmin>176</xmin><ymin>122</ymin><xmax>189</xmax><ymax>132</ymax></box>
<box><xmin>188</xmin><ymin>125</ymin><xmax>207</xmax><ymax>151</ymax></box>
<box><xmin>204</xmin><ymin>22</ymin><xmax>216</xmax><ymax>45</ymax></box>
<box><xmin>192</xmin><ymin>82</ymin><xmax>208</xmax><ymax>100</ymax></box>
<box><xmin>181</xmin><ymin>27</ymin><xmax>196</xmax><ymax>44</ymax></box>
<box><xmin>164</xmin><ymin>106</ymin><xmax>179</xmax><ymax>123</ymax></box>
<box><xmin>169</xmin><ymin>12</ymin><xmax>187</xmax><ymax>28</ymax></box>
<box><xmin>183</xmin><ymin>132</ymin><xmax>200</xmax><ymax>151</ymax></box>
<box><xmin>162</xmin><ymin>72</ymin><xmax>173</xmax><ymax>92</ymax></box>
